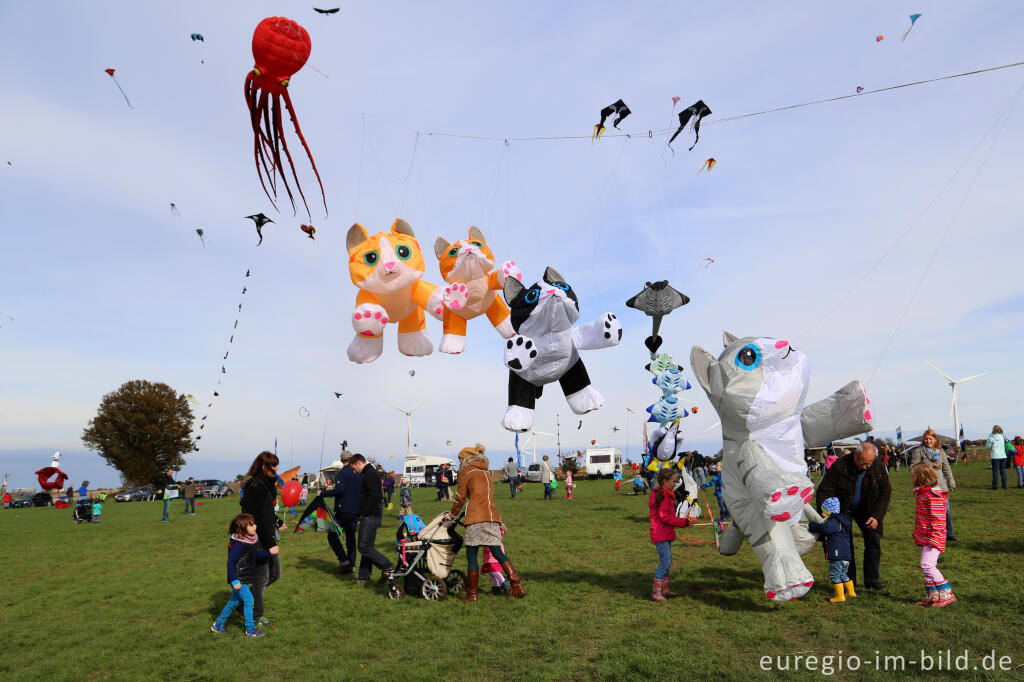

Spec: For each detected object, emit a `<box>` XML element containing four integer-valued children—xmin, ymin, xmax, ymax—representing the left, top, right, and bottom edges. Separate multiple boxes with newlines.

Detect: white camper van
<box><xmin>584</xmin><ymin>447</ymin><xmax>622</xmax><ymax>479</ymax></box>
<box><xmin>403</xmin><ymin>454</ymin><xmax>457</xmax><ymax>487</ymax></box>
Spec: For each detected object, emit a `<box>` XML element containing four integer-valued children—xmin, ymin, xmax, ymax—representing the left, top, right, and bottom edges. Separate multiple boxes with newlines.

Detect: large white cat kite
<box><xmin>690</xmin><ymin>332</ymin><xmax>873</xmax><ymax>602</ymax></box>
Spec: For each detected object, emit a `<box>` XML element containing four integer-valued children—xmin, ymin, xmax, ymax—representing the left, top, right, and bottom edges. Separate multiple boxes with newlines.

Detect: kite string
<box><xmin>799</xmin><ymin>81</ymin><xmax>1024</xmax><ymax>338</ymax></box>
<box><xmin>411</xmin><ymin>59</ymin><xmax>1024</xmax><ymax>143</ymax></box>
<box><xmin>864</xmin><ymin>81</ymin><xmax>1024</xmax><ymax>388</ymax></box>
<box><xmin>567</xmin><ymin>136</ymin><xmax>629</xmax><ymax>266</ymax></box>
<box><xmin>364</xmin><ymin>119</ymin><xmax>420</xmax><ymax>185</ymax></box>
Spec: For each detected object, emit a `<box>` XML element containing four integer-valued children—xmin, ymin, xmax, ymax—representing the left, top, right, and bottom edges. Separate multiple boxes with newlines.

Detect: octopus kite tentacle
<box><xmin>281</xmin><ymin>90</ymin><xmax>326</xmax><ymax>215</ymax></box>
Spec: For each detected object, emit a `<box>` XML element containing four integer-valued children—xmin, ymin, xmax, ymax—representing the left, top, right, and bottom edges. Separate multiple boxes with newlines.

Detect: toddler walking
<box><xmin>565</xmin><ymin>472</ymin><xmax>574</xmax><ymax>500</ymax></box>
<box><xmin>648</xmin><ymin>467</ymin><xmax>691</xmax><ymax>601</ymax></box>
<box><xmin>911</xmin><ymin>463</ymin><xmax>956</xmax><ymax>607</ymax></box>
<box><xmin>399</xmin><ymin>478</ymin><xmax>413</xmax><ymax>517</ymax></box>
<box><xmin>613</xmin><ymin>465</ymin><xmax>623</xmax><ymax>491</ymax></box>
<box><xmin>211</xmin><ymin>513</ymin><xmax>278</xmax><ymax>636</ymax></box>
<box><xmin>481</xmin><ymin>525</ymin><xmax>511</xmax><ymax>595</ymax></box>
<box><xmin>807</xmin><ymin>497</ymin><xmax>855</xmax><ymax>602</ymax></box>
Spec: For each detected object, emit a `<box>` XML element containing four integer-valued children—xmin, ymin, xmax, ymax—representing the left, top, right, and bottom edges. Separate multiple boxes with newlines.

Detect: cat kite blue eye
<box><xmin>447</xmin><ymin>247</ymin><xmax>459</xmax><ymax>257</ymax></box>
<box><xmin>735</xmin><ymin>344</ymin><xmax>762</xmax><ymax>370</ymax></box>
<box><xmin>362</xmin><ymin>250</ymin><xmax>379</xmax><ymax>266</ymax></box>
<box><xmin>470</xmin><ymin>241</ymin><xmax>483</xmax><ymax>247</ymax></box>
<box><xmin>396</xmin><ymin>245</ymin><xmax>412</xmax><ymax>261</ymax></box>
<box><xmin>524</xmin><ymin>289</ymin><xmax>540</xmax><ymax>304</ymax></box>
<box><xmin>553</xmin><ymin>282</ymin><xmax>569</xmax><ymax>290</ymax></box>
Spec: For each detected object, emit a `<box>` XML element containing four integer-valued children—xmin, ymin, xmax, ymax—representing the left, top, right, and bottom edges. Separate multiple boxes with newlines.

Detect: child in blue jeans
<box><xmin>211</xmin><ymin>513</ymin><xmax>278</xmax><ymax>637</ymax></box>
<box><xmin>808</xmin><ymin>497</ymin><xmax>855</xmax><ymax>603</ymax></box>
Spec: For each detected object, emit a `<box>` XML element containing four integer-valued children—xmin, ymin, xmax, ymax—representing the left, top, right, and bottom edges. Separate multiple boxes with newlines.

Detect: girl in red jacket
<box><xmin>648</xmin><ymin>467</ymin><xmax>691</xmax><ymax>601</ymax></box>
<box><xmin>910</xmin><ymin>463</ymin><xmax>955</xmax><ymax>607</ymax></box>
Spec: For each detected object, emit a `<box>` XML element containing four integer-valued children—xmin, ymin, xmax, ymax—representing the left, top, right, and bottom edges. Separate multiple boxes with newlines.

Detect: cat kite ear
<box><xmin>391</xmin><ymin>218</ymin><xmax>415</xmax><ymax>237</ymax></box>
<box><xmin>346</xmin><ymin>223</ymin><xmax>370</xmax><ymax>252</ymax></box>
<box><xmin>723</xmin><ymin>331</ymin><xmax>740</xmax><ymax>347</ymax></box>
<box><xmin>543</xmin><ymin>267</ymin><xmax>566</xmax><ymax>284</ymax></box>
<box><xmin>690</xmin><ymin>345</ymin><xmax>715</xmax><ymax>395</ymax></box>
<box><xmin>434</xmin><ymin>237</ymin><xmax>451</xmax><ymax>260</ymax></box>
<box><xmin>503</xmin><ymin>276</ymin><xmax>525</xmax><ymax>305</ymax></box>
<box><xmin>468</xmin><ymin>226</ymin><xmax>485</xmax><ymax>242</ymax></box>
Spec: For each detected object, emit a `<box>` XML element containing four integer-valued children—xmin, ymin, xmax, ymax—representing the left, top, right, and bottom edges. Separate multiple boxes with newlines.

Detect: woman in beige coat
<box><xmin>444</xmin><ymin>444</ymin><xmax>526</xmax><ymax>602</ymax></box>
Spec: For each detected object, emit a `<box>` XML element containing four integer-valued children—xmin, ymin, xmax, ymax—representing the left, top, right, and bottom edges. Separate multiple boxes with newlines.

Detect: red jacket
<box><xmin>1014</xmin><ymin>444</ymin><xmax>1024</xmax><ymax>467</ymax></box>
<box><xmin>913</xmin><ymin>486</ymin><xmax>947</xmax><ymax>552</ymax></box>
<box><xmin>649</xmin><ymin>488</ymin><xmax>690</xmax><ymax>543</ymax></box>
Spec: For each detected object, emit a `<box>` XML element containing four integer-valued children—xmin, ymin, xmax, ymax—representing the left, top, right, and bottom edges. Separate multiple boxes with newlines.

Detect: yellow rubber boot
<box><xmin>829</xmin><ymin>583</ymin><xmax>846</xmax><ymax>603</ymax></box>
<box><xmin>843</xmin><ymin>581</ymin><xmax>857</xmax><ymax>598</ymax></box>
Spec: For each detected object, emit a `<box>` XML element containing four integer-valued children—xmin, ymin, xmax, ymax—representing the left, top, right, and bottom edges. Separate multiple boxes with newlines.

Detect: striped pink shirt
<box><xmin>913</xmin><ymin>486</ymin><xmax>947</xmax><ymax>552</ymax></box>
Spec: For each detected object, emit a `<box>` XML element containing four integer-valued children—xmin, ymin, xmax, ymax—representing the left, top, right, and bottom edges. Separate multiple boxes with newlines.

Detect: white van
<box><xmin>403</xmin><ymin>454</ymin><xmax>457</xmax><ymax>487</ymax></box>
<box><xmin>584</xmin><ymin>447</ymin><xmax>622</xmax><ymax>479</ymax></box>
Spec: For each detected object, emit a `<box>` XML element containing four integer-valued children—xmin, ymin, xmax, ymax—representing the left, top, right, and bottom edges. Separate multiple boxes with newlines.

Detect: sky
<box><xmin>2</xmin><ymin>1</ymin><xmax>1023</xmax><ymax>488</ymax></box>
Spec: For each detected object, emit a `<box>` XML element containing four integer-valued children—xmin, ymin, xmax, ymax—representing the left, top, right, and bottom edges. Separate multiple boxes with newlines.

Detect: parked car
<box><xmin>11</xmin><ymin>493</ymin><xmax>37</xmax><ymax>508</ymax></box>
<box><xmin>115</xmin><ymin>486</ymin><xmax>157</xmax><ymax>502</ymax></box>
<box><xmin>196</xmin><ymin>479</ymin><xmax>233</xmax><ymax>498</ymax></box>
<box><xmin>525</xmin><ymin>463</ymin><xmax>541</xmax><ymax>483</ymax></box>
<box><xmin>115</xmin><ymin>487</ymin><xmax>144</xmax><ymax>502</ymax></box>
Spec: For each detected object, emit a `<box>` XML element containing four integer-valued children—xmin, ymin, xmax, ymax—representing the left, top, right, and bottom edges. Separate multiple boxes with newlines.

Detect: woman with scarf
<box><xmin>910</xmin><ymin>430</ymin><xmax>958</xmax><ymax>541</ymax></box>
<box><xmin>239</xmin><ymin>451</ymin><xmax>286</xmax><ymax>628</ymax></box>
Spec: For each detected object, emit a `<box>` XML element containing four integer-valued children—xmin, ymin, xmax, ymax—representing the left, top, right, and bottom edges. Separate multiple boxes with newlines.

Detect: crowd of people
<box><xmin>200</xmin><ymin>423</ymin><xmax>1022</xmax><ymax>634</ymax></box>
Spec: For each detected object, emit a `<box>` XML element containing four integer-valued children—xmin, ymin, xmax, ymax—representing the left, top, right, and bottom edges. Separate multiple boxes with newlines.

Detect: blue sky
<box><xmin>2</xmin><ymin>1</ymin><xmax>1022</xmax><ymax>488</ymax></box>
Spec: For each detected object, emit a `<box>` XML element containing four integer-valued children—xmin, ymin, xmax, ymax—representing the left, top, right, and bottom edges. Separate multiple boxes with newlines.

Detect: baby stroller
<box><xmin>386</xmin><ymin>512</ymin><xmax>466</xmax><ymax>601</ymax></box>
<box><xmin>73</xmin><ymin>497</ymin><xmax>92</xmax><ymax>524</ymax></box>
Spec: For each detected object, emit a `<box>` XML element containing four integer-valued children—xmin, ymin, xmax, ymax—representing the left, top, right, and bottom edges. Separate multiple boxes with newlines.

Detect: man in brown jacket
<box><xmin>816</xmin><ymin>443</ymin><xmax>891</xmax><ymax>590</ymax></box>
<box><xmin>182</xmin><ymin>477</ymin><xmax>197</xmax><ymax>515</ymax></box>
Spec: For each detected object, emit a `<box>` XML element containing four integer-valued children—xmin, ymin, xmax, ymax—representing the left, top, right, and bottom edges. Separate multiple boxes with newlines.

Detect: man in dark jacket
<box><xmin>351</xmin><ymin>455</ymin><xmax>394</xmax><ymax>583</ymax></box>
<box><xmin>816</xmin><ymin>443</ymin><xmax>891</xmax><ymax>590</ymax></box>
<box><xmin>319</xmin><ymin>454</ymin><xmax>361</xmax><ymax>574</ymax></box>
<box><xmin>153</xmin><ymin>469</ymin><xmax>176</xmax><ymax>522</ymax></box>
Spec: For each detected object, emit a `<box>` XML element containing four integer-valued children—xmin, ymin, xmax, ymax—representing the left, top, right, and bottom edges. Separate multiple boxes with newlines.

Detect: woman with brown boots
<box><xmin>443</xmin><ymin>443</ymin><xmax>526</xmax><ymax>602</ymax></box>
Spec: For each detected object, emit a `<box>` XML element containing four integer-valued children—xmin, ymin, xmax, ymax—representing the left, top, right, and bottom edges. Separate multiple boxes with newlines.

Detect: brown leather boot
<box><xmin>459</xmin><ymin>570</ymin><xmax>479</xmax><ymax>602</ymax></box>
<box><xmin>502</xmin><ymin>561</ymin><xmax>526</xmax><ymax>599</ymax></box>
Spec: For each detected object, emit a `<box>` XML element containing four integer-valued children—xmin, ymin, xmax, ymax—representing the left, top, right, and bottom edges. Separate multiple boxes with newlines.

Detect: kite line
<box><xmin>800</xmin><ymin>78</ymin><xmax>1024</xmax><ymax>339</ymax></box>
<box><xmin>382</xmin><ymin>59</ymin><xmax>1024</xmax><ymax>143</ymax></box>
<box><xmin>864</xmin><ymin>80</ymin><xmax>1024</xmax><ymax>388</ymax></box>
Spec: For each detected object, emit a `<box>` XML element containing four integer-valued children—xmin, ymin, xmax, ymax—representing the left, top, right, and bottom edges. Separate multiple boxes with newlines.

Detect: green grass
<box><xmin>2</xmin><ymin>465</ymin><xmax>1022</xmax><ymax>680</ymax></box>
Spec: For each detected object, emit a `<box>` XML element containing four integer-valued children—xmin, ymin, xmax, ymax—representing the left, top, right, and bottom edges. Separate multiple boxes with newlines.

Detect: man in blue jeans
<box><xmin>319</xmin><ymin>453</ymin><xmax>361</xmax><ymax>574</ymax></box>
<box><xmin>502</xmin><ymin>457</ymin><xmax>520</xmax><ymax>499</ymax></box>
<box><xmin>350</xmin><ymin>455</ymin><xmax>394</xmax><ymax>584</ymax></box>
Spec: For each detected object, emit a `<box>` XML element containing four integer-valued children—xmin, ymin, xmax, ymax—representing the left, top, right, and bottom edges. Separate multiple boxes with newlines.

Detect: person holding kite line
<box><xmin>443</xmin><ymin>444</ymin><xmax>526</xmax><ymax>602</ymax></box>
<box><xmin>240</xmin><ymin>451</ymin><xmax>286</xmax><ymax>628</ymax></box>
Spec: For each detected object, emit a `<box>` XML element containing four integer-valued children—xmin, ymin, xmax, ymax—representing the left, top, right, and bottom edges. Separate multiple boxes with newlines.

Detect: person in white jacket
<box><xmin>986</xmin><ymin>425</ymin><xmax>1009</xmax><ymax>490</ymax></box>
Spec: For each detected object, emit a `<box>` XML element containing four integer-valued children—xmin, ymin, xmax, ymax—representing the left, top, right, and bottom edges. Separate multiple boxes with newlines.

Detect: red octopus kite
<box><xmin>36</xmin><ymin>466</ymin><xmax>68</xmax><ymax>491</ymax></box>
<box><xmin>244</xmin><ymin>17</ymin><xmax>326</xmax><ymax>218</ymax></box>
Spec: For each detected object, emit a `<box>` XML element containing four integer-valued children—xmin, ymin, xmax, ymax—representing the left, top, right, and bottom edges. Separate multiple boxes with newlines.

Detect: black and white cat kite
<box><xmin>500</xmin><ymin>267</ymin><xmax>621</xmax><ymax>432</ymax></box>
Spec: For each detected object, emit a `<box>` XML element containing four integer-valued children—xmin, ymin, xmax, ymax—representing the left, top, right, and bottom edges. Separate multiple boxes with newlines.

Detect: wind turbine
<box><xmin>521</xmin><ymin>429</ymin><xmax>553</xmax><ymax>464</ymax></box>
<box><xmin>928</xmin><ymin>362</ymin><xmax>985</xmax><ymax>452</ymax></box>
<box><xmin>382</xmin><ymin>397</ymin><xmax>434</xmax><ymax>457</ymax></box>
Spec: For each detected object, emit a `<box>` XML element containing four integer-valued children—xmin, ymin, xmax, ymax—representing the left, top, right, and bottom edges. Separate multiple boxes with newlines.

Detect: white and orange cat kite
<box><xmin>346</xmin><ymin>219</ymin><xmax>459</xmax><ymax>364</ymax></box>
<box><xmin>433</xmin><ymin>226</ymin><xmax>521</xmax><ymax>354</ymax></box>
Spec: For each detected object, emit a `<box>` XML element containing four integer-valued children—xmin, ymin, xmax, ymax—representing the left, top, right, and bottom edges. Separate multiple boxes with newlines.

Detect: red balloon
<box><xmin>281</xmin><ymin>480</ymin><xmax>302</xmax><ymax>507</ymax></box>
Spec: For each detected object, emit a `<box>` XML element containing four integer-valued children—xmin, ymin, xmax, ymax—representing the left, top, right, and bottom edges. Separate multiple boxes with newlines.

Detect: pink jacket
<box><xmin>649</xmin><ymin>488</ymin><xmax>690</xmax><ymax>543</ymax></box>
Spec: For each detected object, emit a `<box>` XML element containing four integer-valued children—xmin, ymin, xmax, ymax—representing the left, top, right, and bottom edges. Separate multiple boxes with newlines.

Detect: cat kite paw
<box><xmin>566</xmin><ymin>385</ymin><xmax>604</xmax><ymax>415</ymax></box>
<box><xmin>425</xmin><ymin>288</ymin><xmax>445</xmax><ymax>321</ymax></box>
<box><xmin>397</xmin><ymin>330</ymin><xmax>434</xmax><ymax>357</ymax></box>
<box><xmin>572</xmin><ymin>313</ymin><xmax>623</xmax><ymax>350</ymax></box>
<box><xmin>439</xmin><ymin>333</ymin><xmax>467</xmax><ymax>355</ymax></box>
<box><xmin>502</xmin><ymin>405</ymin><xmax>535</xmax><ymax>432</ymax></box>
<box><xmin>504</xmin><ymin>334</ymin><xmax>537</xmax><ymax>372</ymax></box>
<box><xmin>352</xmin><ymin>303</ymin><xmax>388</xmax><ymax>338</ymax></box>
<box><xmin>496</xmin><ymin>260</ymin><xmax>523</xmax><ymax>287</ymax></box>
<box><xmin>764</xmin><ymin>480</ymin><xmax>814</xmax><ymax>525</ymax></box>
<box><xmin>347</xmin><ymin>336</ymin><xmax>384</xmax><ymax>364</ymax></box>
<box><xmin>443</xmin><ymin>283</ymin><xmax>470</xmax><ymax>312</ymax></box>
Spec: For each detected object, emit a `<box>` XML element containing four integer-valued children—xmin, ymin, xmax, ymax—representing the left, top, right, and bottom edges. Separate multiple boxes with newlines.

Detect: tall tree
<box><xmin>82</xmin><ymin>380</ymin><xmax>195</xmax><ymax>485</ymax></box>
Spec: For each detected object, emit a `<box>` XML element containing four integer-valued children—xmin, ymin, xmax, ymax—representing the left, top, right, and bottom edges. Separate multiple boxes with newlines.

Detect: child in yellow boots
<box><xmin>808</xmin><ymin>497</ymin><xmax>856</xmax><ymax>603</ymax></box>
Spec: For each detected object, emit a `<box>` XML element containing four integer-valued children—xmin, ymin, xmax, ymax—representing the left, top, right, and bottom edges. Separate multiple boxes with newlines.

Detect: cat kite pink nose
<box><xmin>775</xmin><ymin>340</ymin><xmax>789</xmax><ymax>349</ymax></box>
<box><xmin>384</xmin><ymin>261</ymin><xmax>396</xmax><ymax>270</ymax></box>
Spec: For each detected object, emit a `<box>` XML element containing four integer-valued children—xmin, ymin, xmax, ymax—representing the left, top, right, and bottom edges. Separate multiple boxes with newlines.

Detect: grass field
<box><xmin>2</xmin><ymin>464</ymin><xmax>1022</xmax><ymax>681</ymax></box>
